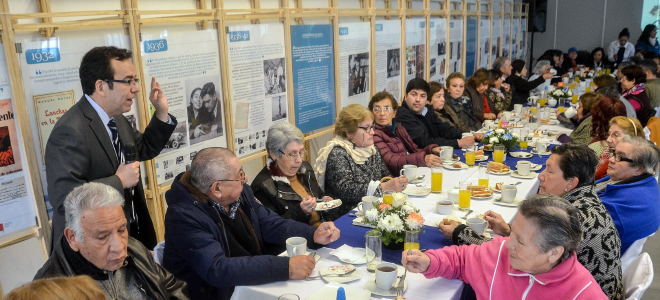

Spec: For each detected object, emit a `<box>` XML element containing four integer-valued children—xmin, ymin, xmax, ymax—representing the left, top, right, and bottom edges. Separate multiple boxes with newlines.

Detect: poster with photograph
<box><xmin>520</xmin><ymin>19</ymin><xmax>527</xmax><ymax>60</ymax></box>
<box><xmin>32</xmin><ymin>90</ymin><xmax>75</xmax><ymax>164</ymax></box>
<box><xmin>375</xmin><ymin>20</ymin><xmax>402</xmax><ymax>101</ymax></box>
<box><xmin>492</xmin><ymin>17</ymin><xmax>501</xmax><ymax>64</ymax></box>
<box><xmin>141</xmin><ymin>30</ymin><xmax>227</xmax><ymax>185</ymax></box>
<box><xmin>227</xmin><ymin>24</ymin><xmax>287</xmax><ymax>157</ymax></box>
<box><xmin>0</xmin><ymin>99</ymin><xmax>22</xmax><ymax>176</ymax></box>
<box><xmin>290</xmin><ymin>24</ymin><xmax>336</xmax><ymax>133</ymax></box>
<box><xmin>405</xmin><ymin>19</ymin><xmax>426</xmax><ymax>86</ymax></box>
<box><xmin>19</xmin><ymin>35</ymin><xmax>132</xmax><ymax>215</ymax></box>
<box><xmin>338</xmin><ymin>22</ymin><xmax>370</xmax><ymax>108</ymax></box>
<box><xmin>449</xmin><ymin>19</ymin><xmax>463</xmax><ymax>74</ymax></box>
<box><xmin>465</xmin><ymin>17</ymin><xmax>478</xmax><ymax>78</ymax></box>
<box><xmin>512</xmin><ymin>18</ymin><xmax>519</xmax><ymax>60</ymax></box>
<box><xmin>502</xmin><ymin>18</ymin><xmax>511</xmax><ymax>60</ymax></box>
<box><xmin>429</xmin><ymin>18</ymin><xmax>447</xmax><ymax>84</ymax></box>
<box><xmin>479</xmin><ymin>18</ymin><xmax>491</xmax><ymax>69</ymax></box>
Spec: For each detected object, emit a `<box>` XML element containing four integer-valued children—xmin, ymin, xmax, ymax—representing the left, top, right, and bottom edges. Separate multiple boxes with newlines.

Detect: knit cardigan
<box><xmin>373</xmin><ymin>123</ymin><xmax>438</xmax><ymax>175</ymax></box>
<box><xmin>558</xmin><ymin>115</ymin><xmax>593</xmax><ymax>145</ymax></box>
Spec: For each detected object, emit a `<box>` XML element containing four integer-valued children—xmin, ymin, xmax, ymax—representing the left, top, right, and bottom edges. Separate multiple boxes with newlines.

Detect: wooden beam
<box><xmin>36</xmin><ymin>0</ymin><xmax>54</xmax><ymax>38</ymax></box>
<box><xmin>197</xmin><ymin>0</ymin><xmax>209</xmax><ymax>30</ymax></box>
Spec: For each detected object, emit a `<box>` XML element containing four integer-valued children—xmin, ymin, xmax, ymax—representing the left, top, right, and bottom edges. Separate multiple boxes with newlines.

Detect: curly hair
<box><xmin>334</xmin><ymin>104</ymin><xmax>373</xmax><ymax>139</ymax></box>
<box><xmin>466</xmin><ymin>68</ymin><xmax>490</xmax><ymax>89</ymax></box>
<box><xmin>446</xmin><ymin>72</ymin><xmax>465</xmax><ymax>88</ymax></box>
<box><xmin>368</xmin><ymin>91</ymin><xmax>398</xmax><ymax>111</ymax></box>
<box><xmin>591</xmin><ymin>97</ymin><xmax>627</xmax><ymax>141</ymax></box>
<box><xmin>578</xmin><ymin>92</ymin><xmax>602</xmax><ymax>115</ymax></box>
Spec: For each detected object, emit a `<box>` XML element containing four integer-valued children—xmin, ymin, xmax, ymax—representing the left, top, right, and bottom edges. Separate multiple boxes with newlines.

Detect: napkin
<box><xmin>329</xmin><ymin>245</ymin><xmax>365</xmax><ymax>262</ymax></box>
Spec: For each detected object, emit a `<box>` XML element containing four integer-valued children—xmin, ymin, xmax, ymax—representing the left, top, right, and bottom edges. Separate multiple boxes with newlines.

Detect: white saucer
<box><xmin>472</xmin><ymin>194</ymin><xmax>493</xmax><ymax>200</ymax></box>
<box><xmin>443</xmin><ymin>163</ymin><xmax>467</xmax><ymax>170</ymax></box>
<box><xmin>531</xmin><ymin>149</ymin><xmax>552</xmax><ymax>155</ymax></box>
<box><xmin>510</xmin><ymin>171</ymin><xmax>537</xmax><ymax>179</ymax></box>
<box><xmin>364</xmin><ymin>277</ymin><xmax>408</xmax><ymax>296</ymax></box>
<box><xmin>488</xmin><ymin>170</ymin><xmax>511</xmax><ymax>175</ymax></box>
<box><xmin>530</xmin><ymin>163</ymin><xmax>542</xmax><ymax>171</ymax></box>
<box><xmin>315</xmin><ymin>200</ymin><xmax>342</xmax><ymax>211</ymax></box>
<box><xmin>320</xmin><ymin>265</ymin><xmax>362</xmax><ymax>283</ymax></box>
<box><xmin>403</xmin><ymin>186</ymin><xmax>432</xmax><ymax>197</ymax></box>
<box><xmin>493</xmin><ymin>196</ymin><xmax>523</xmax><ymax>207</ymax></box>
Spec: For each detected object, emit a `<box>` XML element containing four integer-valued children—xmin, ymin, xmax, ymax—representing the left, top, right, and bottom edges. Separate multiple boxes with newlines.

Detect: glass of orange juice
<box><xmin>478</xmin><ymin>162</ymin><xmax>489</xmax><ymax>187</ymax></box>
<box><xmin>458</xmin><ymin>181</ymin><xmax>472</xmax><ymax>211</ymax></box>
<box><xmin>571</xmin><ymin>94</ymin><xmax>578</xmax><ymax>104</ymax></box>
<box><xmin>494</xmin><ymin>145</ymin><xmax>505</xmax><ymax>163</ymax></box>
<box><xmin>383</xmin><ymin>190</ymin><xmax>394</xmax><ymax>205</ymax></box>
<box><xmin>431</xmin><ymin>164</ymin><xmax>443</xmax><ymax>193</ymax></box>
<box><xmin>405</xmin><ymin>230</ymin><xmax>420</xmax><ymax>250</ymax></box>
<box><xmin>466</xmin><ymin>145</ymin><xmax>476</xmax><ymax>166</ymax></box>
<box><xmin>539</xmin><ymin>98</ymin><xmax>547</xmax><ymax>107</ymax></box>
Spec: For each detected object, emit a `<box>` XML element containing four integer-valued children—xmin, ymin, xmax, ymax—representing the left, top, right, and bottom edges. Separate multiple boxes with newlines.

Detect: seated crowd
<box><xmin>7</xmin><ymin>26</ymin><xmax>660</xmax><ymax>300</ymax></box>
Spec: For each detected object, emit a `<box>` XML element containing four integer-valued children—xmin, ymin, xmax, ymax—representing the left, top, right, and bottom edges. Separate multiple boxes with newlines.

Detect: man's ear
<box><xmin>95</xmin><ymin>79</ymin><xmax>107</xmax><ymax>97</ymax></box>
<box><xmin>64</xmin><ymin>227</ymin><xmax>81</xmax><ymax>252</ymax></box>
<box><xmin>208</xmin><ymin>182</ymin><xmax>223</xmax><ymax>200</ymax></box>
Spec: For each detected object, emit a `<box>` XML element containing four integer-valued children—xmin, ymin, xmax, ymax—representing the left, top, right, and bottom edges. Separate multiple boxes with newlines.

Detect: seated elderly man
<box><xmin>596</xmin><ymin>135</ymin><xmax>660</xmax><ymax>254</ymax></box>
<box><xmin>403</xmin><ymin>194</ymin><xmax>608</xmax><ymax>299</ymax></box>
<box><xmin>163</xmin><ymin>147</ymin><xmax>340</xmax><ymax>300</ymax></box>
<box><xmin>34</xmin><ymin>182</ymin><xmax>189</xmax><ymax>300</ymax></box>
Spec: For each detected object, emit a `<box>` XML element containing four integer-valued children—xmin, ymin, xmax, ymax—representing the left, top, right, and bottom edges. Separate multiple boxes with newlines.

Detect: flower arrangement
<box><xmin>480</xmin><ymin>128</ymin><xmax>520</xmax><ymax>151</ymax></box>
<box><xmin>362</xmin><ymin>193</ymin><xmax>424</xmax><ymax>246</ymax></box>
<box><xmin>548</xmin><ymin>88</ymin><xmax>573</xmax><ymax>101</ymax></box>
<box><xmin>579</xmin><ymin>69</ymin><xmax>595</xmax><ymax>79</ymax></box>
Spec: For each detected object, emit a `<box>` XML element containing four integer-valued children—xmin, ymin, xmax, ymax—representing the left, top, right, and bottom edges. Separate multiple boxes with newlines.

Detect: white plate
<box><xmin>307</xmin><ymin>283</ymin><xmax>371</xmax><ymax>300</ymax></box>
<box><xmin>278</xmin><ymin>251</ymin><xmax>321</xmax><ymax>262</ymax></box>
<box><xmin>471</xmin><ymin>193</ymin><xmax>493</xmax><ymax>200</ymax></box>
<box><xmin>530</xmin><ymin>163</ymin><xmax>542</xmax><ymax>171</ymax></box>
<box><xmin>493</xmin><ymin>196</ymin><xmax>524</xmax><ymax>207</ymax></box>
<box><xmin>337</xmin><ymin>248</ymin><xmax>373</xmax><ymax>264</ymax></box>
<box><xmin>315</xmin><ymin>200</ymin><xmax>342</xmax><ymax>211</ymax></box>
<box><xmin>320</xmin><ymin>265</ymin><xmax>362</xmax><ymax>283</ymax></box>
<box><xmin>530</xmin><ymin>149</ymin><xmax>552</xmax><ymax>155</ymax></box>
<box><xmin>487</xmin><ymin>170</ymin><xmax>511</xmax><ymax>175</ymax></box>
<box><xmin>510</xmin><ymin>171</ymin><xmax>537</xmax><ymax>179</ymax></box>
<box><xmin>443</xmin><ymin>163</ymin><xmax>467</xmax><ymax>170</ymax></box>
<box><xmin>509</xmin><ymin>151</ymin><xmax>532</xmax><ymax>159</ymax></box>
<box><xmin>364</xmin><ymin>276</ymin><xmax>408</xmax><ymax>296</ymax></box>
<box><xmin>403</xmin><ymin>186</ymin><xmax>432</xmax><ymax>197</ymax></box>
<box><xmin>352</xmin><ymin>217</ymin><xmax>377</xmax><ymax>228</ymax></box>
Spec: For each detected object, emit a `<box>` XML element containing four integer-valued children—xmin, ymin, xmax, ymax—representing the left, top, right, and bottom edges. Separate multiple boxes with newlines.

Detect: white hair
<box><xmin>266</xmin><ymin>122</ymin><xmax>303</xmax><ymax>160</ymax></box>
<box><xmin>64</xmin><ymin>183</ymin><xmax>125</xmax><ymax>242</ymax></box>
<box><xmin>533</xmin><ymin>60</ymin><xmax>551</xmax><ymax>75</ymax></box>
<box><xmin>190</xmin><ymin>147</ymin><xmax>236</xmax><ymax>193</ymax></box>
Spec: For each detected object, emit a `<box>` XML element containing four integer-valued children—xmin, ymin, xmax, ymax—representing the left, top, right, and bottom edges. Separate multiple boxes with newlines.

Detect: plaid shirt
<box><xmin>207</xmin><ymin>196</ymin><xmax>242</xmax><ymax>219</ymax></box>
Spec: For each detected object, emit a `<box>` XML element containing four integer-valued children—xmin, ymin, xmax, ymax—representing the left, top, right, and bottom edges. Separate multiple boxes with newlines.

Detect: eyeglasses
<box><xmin>372</xmin><ymin>107</ymin><xmax>393</xmax><ymax>112</ymax></box>
<box><xmin>210</xmin><ymin>169</ymin><xmax>246</xmax><ymax>187</ymax></box>
<box><xmin>357</xmin><ymin>123</ymin><xmax>376</xmax><ymax>132</ymax></box>
<box><xmin>105</xmin><ymin>78</ymin><xmax>140</xmax><ymax>87</ymax></box>
<box><xmin>608</xmin><ymin>149</ymin><xmax>635</xmax><ymax>163</ymax></box>
<box><xmin>279</xmin><ymin>150</ymin><xmax>306</xmax><ymax>160</ymax></box>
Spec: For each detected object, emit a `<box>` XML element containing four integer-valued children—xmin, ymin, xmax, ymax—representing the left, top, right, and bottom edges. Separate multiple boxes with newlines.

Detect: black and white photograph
<box><xmin>175</xmin><ymin>156</ymin><xmax>184</xmax><ymax>165</ymax></box>
<box><xmin>190</xmin><ymin>150</ymin><xmax>198</xmax><ymax>161</ymax></box>
<box><xmin>348</xmin><ymin>52</ymin><xmax>369</xmax><ymax>96</ymax></box>
<box><xmin>250</xmin><ymin>143</ymin><xmax>257</xmax><ymax>150</ymax></box>
<box><xmin>457</xmin><ymin>41</ymin><xmax>462</xmax><ymax>60</ymax></box>
<box><xmin>430</xmin><ymin>58</ymin><xmax>436</xmax><ymax>77</ymax></box>
<box><xmin>161</xmin><ymin>122</ymin><xmax>187</xmax><ymax>153</ymax></box>
<box><xmin>438</xmin><ymin>41</ymin><xmax>446</xmax><ymax>55</ymax></box>
<box><xmin>387</xmin><ymin>48</ymin><xmax>400</xmax><ymax>78</ymax></box>
<box><xmin>238</xmin><ymin>147</ymin><xmax>245</xmax><ymax>155</ymax></box>
<box><xmin>237</xmin><ymin>137</ymin><xmax>244</xmax><ymax>145</ymax></box>
<box><xmin>185</xmin><ymin>75</ymin><xmax>224</xmax><ymax>145</ymax></box>
<box><xmin>163</xmin><ymin>160</ymin><xmax>169</xmax><ymax>170</ymax></box>
<box><xmin>124</xmin><ymin>114</ymin><xmax>140</xmax><ymax>136</ymax></box>
<box><xmin>449</xmin><ymin>42</ymin><xmax>454</xmax><ymax>59</ymax></box>
<box><xmin>165</xmin><ymin>171</ymin><xmax>174</xmax><ymax>180</ymax></box>
<box><xmin>261</xmin><ymin>130</ymin><xmax>266</xmax><ymax>138</ymax></box>
<box><xmin>264</xmin><ymin>57</ymin><xmax>286</xmax><ymax>96</ymax></box>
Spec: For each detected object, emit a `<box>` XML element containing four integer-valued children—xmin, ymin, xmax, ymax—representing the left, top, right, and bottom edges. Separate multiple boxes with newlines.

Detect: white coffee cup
<box><xmin>564</xmin><ymin>106</ymin><xmax>578</xmax><ymax>118</ymax></box>
<box><xmin>527</xmin><ymin>96</ymin><xmax>539</xmax><ymax>105</ymax></box>
<box><xmin>535</xmin><ymin>141</ymin><xmax>547</xmax><ymax>153</ymax></box>
<box><xmin>549</xmin><ymin>68</ymin><xmax>557</xmax><ymax>75</ymax></box>
<box><xmin>501</xmin><ymin>184</ymin><xmax>517</xmax><ymax>203</ymax></box>
<box><xmin>436</xmin><ymin>200</ymin><xmax>454</xmax><ymax>215</ymax></box>
<box><xmin>467</xmin><ymin>217</ymin><xmax>487</xmax><ymax>234</ymax></box>
<box><xmin>579</xmin><ymin>81</ymin><xmax>587</xmax><ymax>89</ymax></box>
<box><xmin>548</xmin><ymin>99</ymin><xmax>557</xmax><ymax>107</ymax></box>
<box><xmin>400</xmin><ymin>165</ymin><xmax>417</xmax><ymax>179</ymax></box>
<box><xmin>562</xmin><ymin>77</ymin><xmax>569</xmax><ymax>85</ymax></box>
<box><xmin>513</xmin><ymin>104</ymin><xmax>523</xmax><ymax>114</ymax></box>
<box><xmin>286</xmin><ymin>237</ymin><xmax>307</xmax><ymax>257</ymax></box>
<box><xmin>448</xmin><ymin>189</ymin><xmax>460</xmax><ymax>204</ymax></box>
<box><xmin>516</xmin><ymin>161</ymin><xmax>531</xmax><ymax>176</ymax></box>
<box><xmin>483</xmin><ymin>120</ymin><xmax>495</xmax><ymax>129</ymax></box>
<box><xmin>359</xmin><ymin>196</ymin><xmax>377</xmax><ymax>212</ymax></box>
<box><xmin>503</xmin><ymin>111</ymin><xmax>513</xmax><ymax>120</ymax></box>
<box><xmin>375</xmin><ymin>262</ymin><xmax>398</xmax><ymax>290</ymax></box>
<box><xmin>441</xmin><ymin>146</ymin><xmax>454</xmax><ymax>160</ymax></box>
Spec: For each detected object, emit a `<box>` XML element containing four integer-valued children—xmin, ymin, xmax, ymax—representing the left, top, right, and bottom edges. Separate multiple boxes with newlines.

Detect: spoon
<box><xmin>515</xmin><ymin>181</ymin><xmax>523</xmax><ymax>186</ymax></box>
<box><xmin>461</xmin><ymin>210</ymin><xmax>474</xmax><ymax>220</ymax></box>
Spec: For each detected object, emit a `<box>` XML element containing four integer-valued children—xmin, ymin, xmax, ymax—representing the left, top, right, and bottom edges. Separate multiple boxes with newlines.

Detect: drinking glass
<box><xmin>585</xmin><ymin>86</ymin><xmax>591</xmax><ymax>93</ymax></box>
<box><xmin>493</xmin><ymin>145</ymin><xmax>505</xmax><ymax>163</ymax></box>
<box><xmin>539</xmin><ymin>97</ymin><xmax>546</xmax><ymax>107</ymax></box>
<box><xmin>404</xmin><ymin>230</ymin><xmax>420</xmax><ymax>251</ymax></box>
<box><xmin>478</xmin><ymin>162</ymin><xmax>489</xmax><ymax>187</ymax></box>
<box><xmin>571</xmin><ymin>94</ymin><xmax>578</xmax><ymax>104</ymax></box>
<box><xmin>278</xmin><ymin>294</ymin><xmax>300</xmax><ymax>300</ymax></box>
<box><xmin>365</xmin><ymin>230</ymin><xmax>382</xmax><ymax>273</ymax></box>
<box><xmin>382</xmin><ymin>190</ymin><xmax>394</xmax><ymax>205</ymax></box>
<box><xmin>458</xmin><ymin>181</ymin><xmax>472</xmax><ymax>211</ymax></box>
<box><xmin>558</xmin><ymin>98</ymin><xmax>565</xmax><ymax>113</ymax></box>
<box><xmin>431</xmin><ymin>163</ymin><xmax>443</xmax><ymax>193</ymax></box>
<box><xmin>465</xmin><ymin>145</ymin><xmax>476</xmax><ymax>166</ymax></box>
<box><xmin>519</xmin><ymin>129</ymin><xmax>529</xmax><ymax>150</ymax></box>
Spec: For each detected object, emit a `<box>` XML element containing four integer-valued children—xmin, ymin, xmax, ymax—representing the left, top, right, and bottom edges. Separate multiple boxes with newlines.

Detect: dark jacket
<box><xmin>373</xmin><ymin>122</ymin><xmax>437</xmax><ymax>175</ymax></box>
<box><xmin>435</xmin><ymin>105</ymin><xmax>469</xmax><ymax>132</ymax></box>
<box><xmin>636</xmin><ymin>38</ymin><xmax>660</xmax><ymax>54</ymax></box>
<box><xmin>624</xmin><ymin>89</ymin><xmax>655</xmax><ymax>126</ymax></box>
<box><xmin>444</xmin><ymin>93</ymin><xmax>482</xmax><ymax>131</ymax></box>
<box><xmin>506</xmin><ymin>74</ymin><xmax>545</xmax><ymax>109</ymax></box>
<box><xmin>465</xmin><ymin>85</ymin><xmax>496</xmax><ymax>121</ymax></box>
<box><xmin>163</xmin><ymin>171</ymin><xmax>318</xmax><ymax>300</ymax></box>
<box><xmin>394</xmin><ymin>101</ymin><xmax>463</xmax><ymax>149</ymax></box>
<box><xmin>251</xmin><ymin>160</ymin><xmax>324</xmax><ymax>225</ymax></box>
<box><xmin>35</xmin><ymin>236</ymin><xmax>189</xmax><ymax>300</ymax></box>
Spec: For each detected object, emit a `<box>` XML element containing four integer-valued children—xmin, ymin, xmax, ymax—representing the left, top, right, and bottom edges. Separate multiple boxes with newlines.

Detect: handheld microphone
<box><xmin>124</xmin><ymin>143</ymin><xmax>137</xmax><ymax>164</ymax></box>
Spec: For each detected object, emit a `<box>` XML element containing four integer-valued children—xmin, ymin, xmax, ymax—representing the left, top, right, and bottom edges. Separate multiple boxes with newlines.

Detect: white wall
<box><xmin>529</xmin><ymin>0</ymin><xmax>644</xmax><ymax>63</ymax></box>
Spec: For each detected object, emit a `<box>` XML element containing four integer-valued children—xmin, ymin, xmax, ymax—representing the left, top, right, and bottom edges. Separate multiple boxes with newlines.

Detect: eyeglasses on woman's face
<box><xmin>279</xmin><ymin>149</ymin><xmax>306</xmax><ymax>160</ymax></box>
<box><xmin>357</xmin><ymin>123</ymin><xmax>376</xmax><ymax>132</ymax></box>
<box><xmin>608</xmin><ymin>149</ymin><xmax>635</xmax><ymax>163</ymax></box>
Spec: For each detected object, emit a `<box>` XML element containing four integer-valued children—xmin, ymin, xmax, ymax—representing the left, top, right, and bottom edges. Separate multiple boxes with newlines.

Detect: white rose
<box><xmin>567</xmin><ymin>91</ymin><xmax>573</xmax><ymax>96</ymax></box>
<box><xmin>365</xmin><ymin>208</ymin><xmax>379</xmax><ymax>222</ymax></box>
<box><xmin>391</xmin><ymin>192</ymin><xmax>408</xmax><ymax>208</ymax></box>
<box><xmin>495</xmin><ymin>129</ymin><xmax>505</xmax><ymax>134</ymax></box>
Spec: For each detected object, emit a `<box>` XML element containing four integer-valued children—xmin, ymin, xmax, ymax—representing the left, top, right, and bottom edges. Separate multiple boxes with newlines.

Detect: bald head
<box><xmin>191</xmin><ymin>147</ymin><xmax>238</xmax><ymax>193</ymax></box>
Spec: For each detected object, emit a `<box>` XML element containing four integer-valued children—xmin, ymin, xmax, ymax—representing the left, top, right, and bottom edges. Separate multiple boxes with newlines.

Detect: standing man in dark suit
<box><xmin>45</xmin><ymin>46</ymin><xmax>176</xmax><ymax>250</ymax></box>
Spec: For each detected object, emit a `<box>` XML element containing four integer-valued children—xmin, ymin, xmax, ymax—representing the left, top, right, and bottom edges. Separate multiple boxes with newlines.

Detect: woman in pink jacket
<box><xmin>369</xmin><ymin>91</ymin><xmax>444</xmax><ymax>175</ymax></box>
<box><xmin>402</xmin><ymin>194</ymin><xmax>608</xmax><ymax>300</ymax></box>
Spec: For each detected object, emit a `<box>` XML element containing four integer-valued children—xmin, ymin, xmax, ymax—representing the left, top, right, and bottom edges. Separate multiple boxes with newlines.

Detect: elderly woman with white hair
<box><xmin>403</xmin><ymin>194</ymin><xmax>608</xmax><ymax>299</ymax></box>
<box><xmin>596</xmin><ymin>135</ymin><xmax>660</xmax><ymax>254</ymax></box>
<box><xmin>528</xmin><ymin>60</ymin><xmax>553</xmax><ymax>94</ymax></box>
<box><xmin>251</xmin><ymin>122</ymin><xmax>329</xmax><ymax>227</ymax></box>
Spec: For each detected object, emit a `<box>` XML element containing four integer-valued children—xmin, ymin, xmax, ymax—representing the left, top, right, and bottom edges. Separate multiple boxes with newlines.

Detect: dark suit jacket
<box><xmin>45</xmin><ymin>96</ymin><xmax>176</xmax><ymax>250</ymax></box>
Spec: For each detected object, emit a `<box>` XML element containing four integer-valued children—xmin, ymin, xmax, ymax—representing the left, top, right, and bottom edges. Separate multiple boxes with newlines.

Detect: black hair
<box><xmin>619</xmin><ymin>28</ymin><xmax>630</xmax><ymax>39</ymax></box>
<box><xmin>639</xmin><ymin>24</ymin><xmax>657</xmax><ymax>43</ymax></box>
<box><xmin>406</xmin><ymin>78</ymin><xmax>430</xmax><ymax>97</ymax></box>
<box><xmin>639</xmin><ymin>59</ymin><xmax>658</xmax><ymax>76</ymax></box>
<box><xmin>511</xmin><ymin>59</ymin><xmax>526</xmax><ymax>74</ymax></box>
<box><xmin>200</xmin><ymin>82</ymin><xmax>216</xmax><ymax>99</ymax></box>
<box><xmin>79</xmin><ymin>46</ymin><xmax>133</xmax><ymax>96</ymax></box>
<box><xmin>550</xmin><ymin>143</ymin><xmax>598</xmax><ymax>186</ymax></box>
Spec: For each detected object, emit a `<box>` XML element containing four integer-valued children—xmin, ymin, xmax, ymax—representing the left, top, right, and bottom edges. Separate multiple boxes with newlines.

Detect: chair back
<box><xmin>621</xmin><ymin>237</ymin><xmax>649</xmax><ymax>272</ymax></box>
<box><xmin>623</xmin><ymin>252</ymin><xmax>653</xmax><ymax>300</ymax></box>
<box><xmin>644</xmin><ymin>116</ymin><xmax>660</xmax><ymax>145</ymax></box>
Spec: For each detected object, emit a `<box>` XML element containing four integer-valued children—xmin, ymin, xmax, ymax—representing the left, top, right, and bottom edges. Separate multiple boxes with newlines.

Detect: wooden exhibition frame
<box><xmin>0</xmin><ymin>0</ymin><xmax>527</xmax><ymax>249</ymax></box>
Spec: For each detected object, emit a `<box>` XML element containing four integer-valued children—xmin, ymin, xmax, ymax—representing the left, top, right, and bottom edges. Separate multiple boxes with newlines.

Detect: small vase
<box><xmin>383</xmin><ymin>240</ymin><xmax>404</xmax><ymax>250</ymax></box>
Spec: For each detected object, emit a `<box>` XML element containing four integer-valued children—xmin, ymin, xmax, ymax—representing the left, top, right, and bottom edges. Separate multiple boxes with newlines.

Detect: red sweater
<box><xmin>373</xmin><ymin>123</ymin><xmax>438</xmax><ymax>175</ymax></box>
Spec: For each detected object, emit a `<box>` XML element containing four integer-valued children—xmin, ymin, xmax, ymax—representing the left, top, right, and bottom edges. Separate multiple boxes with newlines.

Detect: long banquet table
<box><xmin>231</xmin><ymin>122</ymin><xmax>573</xmax><ymax>300</ymax></box>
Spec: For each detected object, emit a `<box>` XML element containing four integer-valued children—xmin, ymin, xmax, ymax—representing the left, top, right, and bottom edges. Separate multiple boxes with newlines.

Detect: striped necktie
<box><xmin>107</xmin><ymin>119</ymin><xmax>123</xmax><ymax>163</ymax></box>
